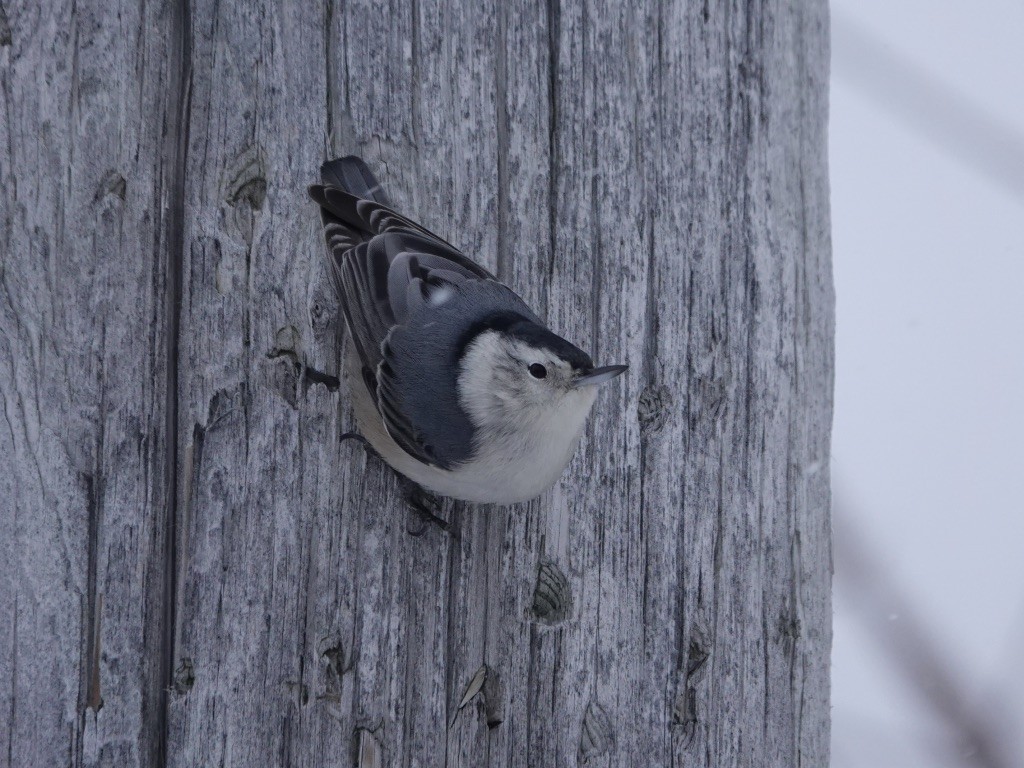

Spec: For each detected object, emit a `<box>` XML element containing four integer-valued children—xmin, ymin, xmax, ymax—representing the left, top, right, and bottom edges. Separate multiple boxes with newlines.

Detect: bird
<box><xmin>308</xmin><ymin>156</ymin><xmax>627</xmax><ymax>504</ymax></box>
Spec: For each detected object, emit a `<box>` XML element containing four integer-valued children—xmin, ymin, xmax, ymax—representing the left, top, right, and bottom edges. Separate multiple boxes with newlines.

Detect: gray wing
<box><xmin>309</xmin><ymin>157</ymin><xmax>536</xmax><ymax>469</ymax></box>
<box><xmin>380</xmin><ymin>274</ymin><xmax>540</xmax><ymax>468</ymax></box>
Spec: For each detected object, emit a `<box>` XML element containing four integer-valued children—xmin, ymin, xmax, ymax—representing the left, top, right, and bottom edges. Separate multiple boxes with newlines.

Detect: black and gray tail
<box><xmin>308</xmin><ymin>155</ymin><xmax>456</xmax><ymax>271</ymax></box>
<box><xmin>318</xmin><ymin>156</ymin><xmax>392</xmax><ymax>207</ymax></box>
<box><xmin>308</xmin><ymin>156</ymin><xmax>391</xmax><ymax>260</ymax></box>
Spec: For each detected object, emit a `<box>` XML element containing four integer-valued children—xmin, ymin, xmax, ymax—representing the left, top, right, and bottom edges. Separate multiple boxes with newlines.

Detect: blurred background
<box><xmin>829</xmin><ymin>1</ymin><xmax>1024</xmax><ymax>765</ymax></box>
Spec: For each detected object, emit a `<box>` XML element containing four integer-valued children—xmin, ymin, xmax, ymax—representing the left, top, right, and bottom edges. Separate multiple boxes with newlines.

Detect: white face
<box><xmin>458</xmin><ymin>331</ymin><xmax>596</xmax><ymax>429</ymax></box>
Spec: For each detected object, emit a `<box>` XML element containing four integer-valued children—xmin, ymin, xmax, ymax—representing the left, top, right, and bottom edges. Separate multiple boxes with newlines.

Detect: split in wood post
<box><xmin>453</xmin><ymin>665</ymin><xmax>504</xmax><ymax>729</ymax></box>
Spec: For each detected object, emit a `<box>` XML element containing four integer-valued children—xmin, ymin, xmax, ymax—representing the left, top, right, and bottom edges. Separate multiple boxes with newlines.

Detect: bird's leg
<box><xmin>340</xmin><ymin>431</ymin><xmax>454</xmax><ymax>537</ymax></box>
<box><xmin>340</xmin><ymin>431</ymin><xmax>391</xmax><ymax>466</ymax></box>
<box><xmin>340</xmin><ymin>430</ymin><xmax>372</xmax><ymax>450</ymax></box>
<box><xmin>402</xmin><ymin>482</ymin><xmax>455</xmax><ymax>538</ymax></box>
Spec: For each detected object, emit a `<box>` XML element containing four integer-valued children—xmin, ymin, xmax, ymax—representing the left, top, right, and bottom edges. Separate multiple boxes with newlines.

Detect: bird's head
<box><xmin>456</xmin><ymin>313</ymin><xmax>627</xmax><ymax>433</ymax></box>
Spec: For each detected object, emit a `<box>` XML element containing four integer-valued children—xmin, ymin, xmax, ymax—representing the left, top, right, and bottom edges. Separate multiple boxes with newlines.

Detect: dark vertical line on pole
<box><xmin>494</xmin><ymin>0</ymin><xmax>509</xmax><ymax>282</ymax></box>
<box><xmin>157</xmin><ymin>0</ymin><xmax>192</xmax><ymax>764</ymax></box>
<box><xmin>582</xmin><ymin>0</ymin><xmax>599</xmax><ymax>355</ymax></box>
<box><xmin>6</xmin><ymin>595</ymin><xmax>16</xmax><ymax>768</ymax></box>
<box><xmin>81</xmin><ymin>466</ymin><xmax>104</xmax><ymax>717</ymax></box>
<box><xmin>638</xmin><ymin>0</ymin><xmax>664</xmax><ymax>646</ymax></box>
<box><xmin>324</xmin><ymin>0</ymin><xmax>335</xmax><ymax>151</ymax></box>
<box><xmin>409</xmin><ymin>0</ymin><xmax>423</xmax><ymax>212</ymax></box>
<box><xmin>545</xmin><ymin>0</ymin><xmax>560</xmax><ymax>288</ymax></box>
<box><xmin>409</xmin><ymin>0</ymin><xmax>421</xmax><ymax>140</ymax></box>
<box><xmin>341</xmin><ymin>0</ymin><xmax>350</xmax><ymax>113</ymax></box>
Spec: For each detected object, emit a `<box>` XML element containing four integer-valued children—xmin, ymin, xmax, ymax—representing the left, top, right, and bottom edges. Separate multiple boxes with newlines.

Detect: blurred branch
<box><xmin>833</xmin><ymin>501</ymin><xmax>1015</xmax><ymax>768</ymax></box>
<box><xmin>832</xmin><ymin>9</ymin><xmax>1024</xmax><ymax>199</ymax></box>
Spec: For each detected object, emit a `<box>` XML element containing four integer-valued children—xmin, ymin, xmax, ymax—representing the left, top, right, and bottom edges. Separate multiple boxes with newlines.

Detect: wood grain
<box><xmin>0</xmin><ymin>1</ymin><xmax>183</xmax><ymax>765</ymax></box>
<box><xmin>1</xmin><ymin>0</ymin><xmax>834</xmax><ymax>765</ymax></box>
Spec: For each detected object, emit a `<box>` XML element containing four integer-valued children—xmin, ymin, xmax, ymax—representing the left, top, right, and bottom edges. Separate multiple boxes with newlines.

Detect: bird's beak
<box><xmin>573</xmin><ymin>364</ymin><xmax>628</xmax><ymax>388</ymax></box>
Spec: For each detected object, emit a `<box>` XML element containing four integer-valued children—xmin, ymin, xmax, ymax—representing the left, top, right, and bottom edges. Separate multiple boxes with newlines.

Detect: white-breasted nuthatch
<box><xmin>309</xmin><ymin>156</ymin><xmax>627</xmax><ymax>504</ymax></box>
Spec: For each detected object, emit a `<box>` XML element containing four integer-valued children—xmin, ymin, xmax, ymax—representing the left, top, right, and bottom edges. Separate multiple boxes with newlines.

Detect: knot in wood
<box><xmin>531</xmin><ymin>561</ymin><xmax>571</xmax><ymax>624</ymax></box>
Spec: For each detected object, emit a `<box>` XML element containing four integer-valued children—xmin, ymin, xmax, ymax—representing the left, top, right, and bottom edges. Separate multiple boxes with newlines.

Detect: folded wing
<box><xmin>309</xmin><ymin>157</ymin><xmax>536</xmax><ymax>469</ymax></box>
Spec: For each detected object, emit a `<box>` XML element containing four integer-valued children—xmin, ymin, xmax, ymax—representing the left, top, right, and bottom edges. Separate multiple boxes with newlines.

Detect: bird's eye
<box><xmin>528</xmin><ymin>363</ymin><xmax>547</xmax><ymax>379</ymax></box>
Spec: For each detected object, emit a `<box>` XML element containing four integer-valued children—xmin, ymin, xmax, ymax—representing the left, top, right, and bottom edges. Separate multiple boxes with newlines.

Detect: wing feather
<box><xmin>310</xmin><ymin>157</ymin><xmax>533</xmax><ymax>469</ymax></box>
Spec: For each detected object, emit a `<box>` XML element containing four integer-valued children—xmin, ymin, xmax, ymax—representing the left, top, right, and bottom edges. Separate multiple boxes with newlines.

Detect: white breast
<box><xmin>442</xmin><ymin>385</ymin><xmax>598</xmax><ymax>503</ymax></box>
<box><xmin>343</xmin><ymin>342</ymin><xmax>598</xmax><ymax>504</ymax></box>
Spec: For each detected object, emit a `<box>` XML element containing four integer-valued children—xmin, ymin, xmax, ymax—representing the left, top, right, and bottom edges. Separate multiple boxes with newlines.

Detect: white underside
<box><xmin>344</xmin><ymin>343</ymin><xmax>596</xmax><ymax>504</ymax></box>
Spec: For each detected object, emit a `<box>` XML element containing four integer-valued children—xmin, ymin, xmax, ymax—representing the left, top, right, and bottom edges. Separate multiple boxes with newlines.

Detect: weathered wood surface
<box><xmin>1</xmin><ymin>1</ymin><xmax>183</xmax><ymax>765</ymax></box>
<box><xmin>1</xmin><ymin>0</ymin><xmax>834</xmax><ymax>766</ymax></box>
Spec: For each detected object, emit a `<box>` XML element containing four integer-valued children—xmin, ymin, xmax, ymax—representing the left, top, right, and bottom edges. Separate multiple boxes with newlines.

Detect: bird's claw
<box><xmin>405</xmin><ymin>486</ymin><xmax>455</xmax><ymax>538</ymax></box>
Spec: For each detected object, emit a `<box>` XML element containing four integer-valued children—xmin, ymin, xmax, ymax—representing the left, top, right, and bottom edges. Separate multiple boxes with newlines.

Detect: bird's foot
<box><xmin>339</xmin><ymin>431</ymin><xmax>370</xmax><ymax>447</ymax></box>
<box><xmin>404</xmin><ymin>484</ymin><xmax>455</xmax><ymax>538</ymax></box>
<box><xmin>340</xmin><ymin>432</ymin><xmax>455</xmax><ymax>537</ymax></box>
<box><xmin>340</xmin><ymin>431</ymin><xmax>384</xmax><ymax>462</ymax></box>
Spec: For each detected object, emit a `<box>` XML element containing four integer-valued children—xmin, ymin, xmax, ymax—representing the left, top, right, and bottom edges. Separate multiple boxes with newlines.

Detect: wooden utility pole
<box><xmin>0</xmin><ymin>0</ymin><xmax>833</xmax><ymax>765</ymax></box>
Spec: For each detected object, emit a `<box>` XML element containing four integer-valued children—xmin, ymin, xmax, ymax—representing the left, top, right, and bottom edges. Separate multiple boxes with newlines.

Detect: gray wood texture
<box><xmin>1</xmin><ymin>0</ymin><xmax>834</xmax><ymax>765</ymax></box>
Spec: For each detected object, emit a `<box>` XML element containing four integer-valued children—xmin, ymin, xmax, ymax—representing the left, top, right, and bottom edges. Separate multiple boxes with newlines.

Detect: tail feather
<box><xmin>309</xmin><ymin>156</ymin><xmax>454</xmax><ymax>248</ymax></box>
<box><xmin>320</xmin><ymin>156</ymin><xmax>391</xmax><ymax>206</ymax></box>
<box><xmin>309</xmin><ymin>155</ymin><xmax>467</xmax><ymax>310</ymax></box>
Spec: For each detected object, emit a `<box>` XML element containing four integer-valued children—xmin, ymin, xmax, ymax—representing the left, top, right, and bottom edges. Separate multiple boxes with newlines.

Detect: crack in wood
<box><xmin>86</xmin><ymin>594</ymin><xmax>104</xmax><ymax>713</ymax></box>
<box><xmin>80</xmin><ymin>472</ymin><xmax>104</xmax><ymax>714</ymax></box>
<box><xmin>673</xmin><ymin>640</ymin><xmax>710</xmax><ymax>746</ymax></box>
<box><xmin>453</xmin><ymin>665</ymin><xmax>504</xmax><ymax>730</ymax></box>
<box><xmin>355</xmin><ymin>727</ymin><xmax>384</xmax><ymax>768</ymax></box>
<box><xmin>157</xmin><ymin>0</ymin><xmax>193</xmax><ymax>764</ymax></box>
<box><xmin>494</xmin><ymin>0</ymin><xmax>509</xmax><ymax>282</ymax></box>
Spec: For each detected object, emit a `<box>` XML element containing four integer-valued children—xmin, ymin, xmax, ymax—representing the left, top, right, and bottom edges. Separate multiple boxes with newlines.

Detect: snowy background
<box><xmin>829</xmin><ymin>1</ymin><xmax>1024</xmax><ymax>765</ymax></box>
